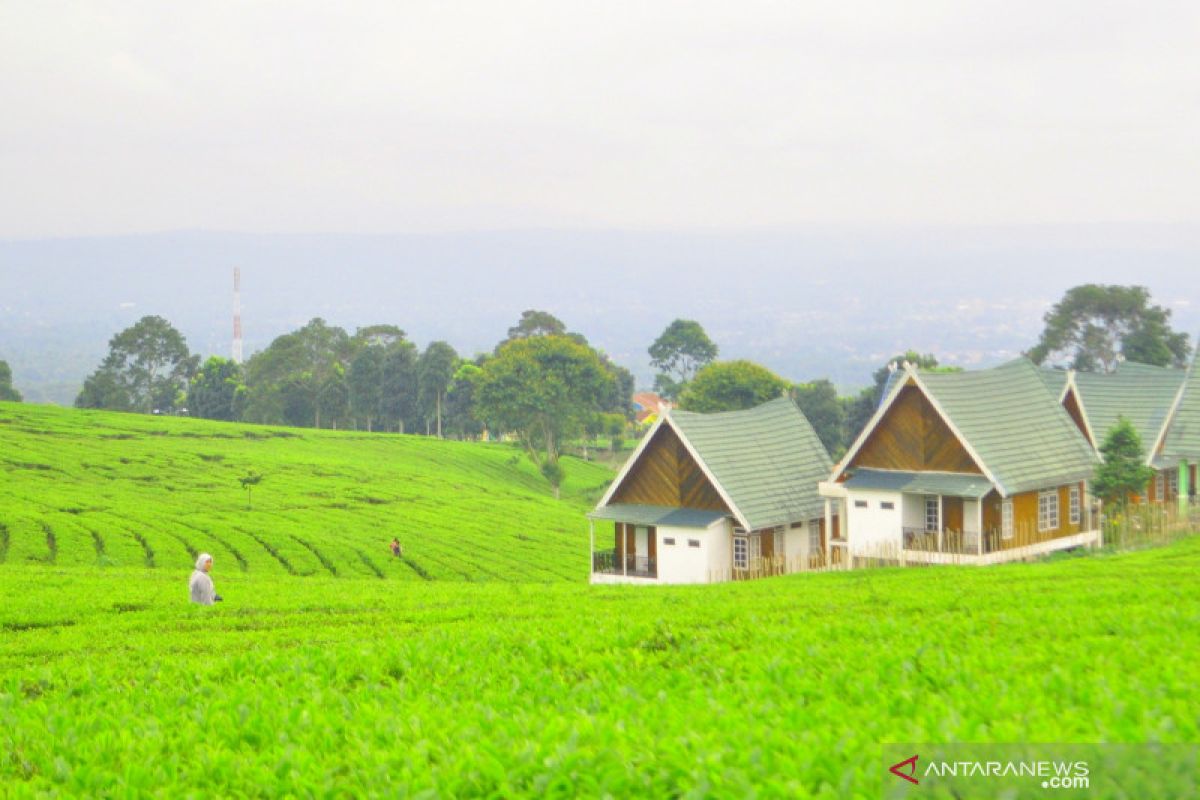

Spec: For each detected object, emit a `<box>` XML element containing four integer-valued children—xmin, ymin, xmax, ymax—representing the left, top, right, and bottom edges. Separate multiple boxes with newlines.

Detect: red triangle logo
<box><xmin>889</xmin><ymin>754</ymin><xmax>919</xmax><ymax>785</ymax></box>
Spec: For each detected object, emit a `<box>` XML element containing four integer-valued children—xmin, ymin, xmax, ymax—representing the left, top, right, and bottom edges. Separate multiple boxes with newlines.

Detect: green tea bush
<box><xmin>0</xmin><ymin>539</ymin><xmax>1197</xmax><ymax>796</ymax></box>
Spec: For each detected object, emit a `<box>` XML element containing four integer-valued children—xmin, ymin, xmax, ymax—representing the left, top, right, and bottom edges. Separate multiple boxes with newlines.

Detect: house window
<box><xmin>808</xmin><ymin>524</ymin><xmax>820</xmax><ymax>552</ymax></box>
<box><xmin>748</xmin><ymin>535</ymin><xmax>762</xmax><ymax>566</ymax></box>
<box><xmin>925</xmin><ymin>497</ymin><xmax>940</xmax><ymax>532</ymax></box>
<box><xmin>1155</xmin><ymin>474</ymin><xmax>1165</xmax><ymax>502</ymax></box>
<box><xmin>1167</xmin><ymin>469</ymin><xmax>1178</xmax><ymax>499</ymax></box>
<box><xmin>854</xmin><ymin>500</ymin><xmax>868</xmax><ymax>509</ymax></box>
<box><xmin>1038</xmin><ymin>490</ymin><xmax>1059</xmax><ymax>532</ymax></box>
<box><xmin>663</xmin><ymin>537</ymin><xmax>676</xmax><ymax>546</ymax></box>
<box><xmin>688</xmin><ymin>539</ymin><xmax>700</xmax><ymax>548</ymax></box>
<box><xmin>1069</xmin><ymin>486</ymin><xmax>1081</xmax><ymax>525</ymax></box>
<box><xmin>774</xmin><ymin>528</ymin><xmax>784</xmax><ymax>556</ymax></box>
<box><xmin>1001</xmin><ymin>500</ymin><xmax>1013</xmax><ymax>540</ymax></box>
<box><xmin>733</xmin><ymin>536</ymin><xmax>748</xmax><ymax>569</ymax></box>
<box><xmin>790</xmin><ymin>521</ymin><xmax>804</xmax><ymax>529</ymax></box>
<box><xmin>880</xmin><ymin>501</ymin><xmax>895</xmax><ymax>510</ymax></box>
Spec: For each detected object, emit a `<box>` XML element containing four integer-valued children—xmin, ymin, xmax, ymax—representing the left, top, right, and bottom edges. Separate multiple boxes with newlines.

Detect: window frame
<box><xmin>1038</xmin><ymin>490</ymin><xmax>1059</xmax><ymax>532</ymax></box>
<box><xmin>924</xmin><ymin>496</ymin><xmax>940</xmax><ymax>533</ymax></box>
<box><xmin>733</xmin><ymin>535</ymin><xmax>748</xmax><ymax>569</ymax></box>
<box><xmin>1069</xmin><ymin>485</ymin><xmax>1081</xmax><ymax>525</ymax></box>
<box><xmin>1001</xmin><ymin>499</ymin><xmax>1014</xmax><ymax>540</ymax></box>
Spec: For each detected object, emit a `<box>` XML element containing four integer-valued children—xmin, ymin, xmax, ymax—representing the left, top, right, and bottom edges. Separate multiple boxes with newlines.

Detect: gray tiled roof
<box><xmin>588</xmin><ymin>504</ymin><xmax>727</xmax><ymax>528</ymax></box>
<box><xmin>1160</xmin><ymin>362</ymin><xmax>1200</xmax><ymax>465</ymax></box>
<box><xmin>669</xmin><ymin>396</ymin><xmax>834</xmax><ymax>530</ymax></box>
<box><xmin>917</xmin><ymin>359</ymin><xmax>1098</xmax><ymax>496</ymax></box>
<box><xmin>843</xmin><ymin>468</ymin><xmax>993</xmax><ymax>499</ymax></box>
<box><xmin>1069</xmin><ymin>361</ymin><xmax>1184</xmax><ymax>454</ymax></box>
<box><xmin>1036</xmin><ymin>368</ymin><xmax>1070</xmax><ymax>397</ymax></box>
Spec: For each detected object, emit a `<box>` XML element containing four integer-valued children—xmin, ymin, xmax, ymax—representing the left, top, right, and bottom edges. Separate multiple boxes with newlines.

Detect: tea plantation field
<box><xmin>2</xmin><ymin>540</ymin><xmax>1198</xmax><ymax>797</ymax></box>
<box><xmin>0</xmin><ymin>402</ymin><xmax>613</xmax><ymax>582</ymax></box>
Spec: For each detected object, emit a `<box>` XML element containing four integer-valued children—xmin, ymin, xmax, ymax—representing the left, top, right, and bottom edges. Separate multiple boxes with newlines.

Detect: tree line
<box><xmin>43</xmin><ymin>282</ymin><xmax>1193</xmax><ymax>494</ymax></box>
<box><xmin>651</xmin><ymin>283</ymin><xmax>1193</xmax><ymax>459</ymax></box>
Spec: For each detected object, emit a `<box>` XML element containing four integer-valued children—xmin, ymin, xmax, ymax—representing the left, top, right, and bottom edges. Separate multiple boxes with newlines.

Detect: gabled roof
<box><xmin>597</xmin><ymin>396</ymin><xmax>834</xmax><ymax>530</ymax></box>
<box><xmin>916</xmin><ymin>359</ymin><xmax>1098</xmax><ymax>496</ymax></box>
<box><xmin>588</xmin><ymin>505</ymin><xmax>726</xmax><ymax>528</ymax></box>
<box><xmin>843</xmin><ymin>468</ymin><xmax>993</xmax><ymax>499</ymax></box>
<box><xmin>1158</xmin><ymin>358</ymin><xmax>1200</xmax><ymax>466</ymax></box>
<box><xmin>1064</xmin><ymin>361</ymin><xmax>1185</xmax><ymax>457</ymax></box>
<box><xmin>669</xmin><ymin>397</ymin><xmax>834</xmax><ymax>529</ymax></box>
<box><xmin>1035</xmin><ymin>368</ymin><xmax>1070</xmax><ymax>400</ymax></box>
<box><xmin>835</xmin><ymin>359</ymin><xmax>1098</xmax><ymax>497</ymax></box>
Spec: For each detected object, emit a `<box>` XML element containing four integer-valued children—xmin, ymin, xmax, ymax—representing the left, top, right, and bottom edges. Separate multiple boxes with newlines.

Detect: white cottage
<box><xmin>589</xmin><ymin>396</ymin><xmax>836</xmax><ymax>584</ymax></box>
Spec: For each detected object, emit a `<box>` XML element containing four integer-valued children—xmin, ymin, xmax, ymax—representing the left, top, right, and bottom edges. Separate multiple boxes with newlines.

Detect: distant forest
<box><xmin>8</xmin><ymin>285</ymin><xmax>1178</xmax><ymax>488</ymax></box>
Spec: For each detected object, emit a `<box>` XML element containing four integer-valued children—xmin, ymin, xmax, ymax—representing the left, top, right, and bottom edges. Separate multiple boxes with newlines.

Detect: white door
<box><xmin>635</xmin><ymin>526</ymin><xmax>648</xmax><ymax>557</ymax></box>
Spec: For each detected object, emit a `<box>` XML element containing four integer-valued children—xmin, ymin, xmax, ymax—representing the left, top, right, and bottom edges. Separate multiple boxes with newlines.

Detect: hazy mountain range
<box><xmin>2</xmin><ymin>225</ymin><xmax>1198</xmax><ymax>405</ymax></box>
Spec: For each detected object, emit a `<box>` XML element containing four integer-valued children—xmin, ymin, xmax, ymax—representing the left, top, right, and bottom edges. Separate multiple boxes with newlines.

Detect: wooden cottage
<box><xmin>1050</xmin><ymin>361</ymin><xmax>1195</xmax><ymax>507</ymax></box>
<box><xmin>819</xmin><ymin>359</ymin><xmax>1101</xmax><ymax>565</ymax></box>
<box><xmin>589</xmin><ymin>397</ymin><xmax>835</xmax><ymax>584</ymax></box>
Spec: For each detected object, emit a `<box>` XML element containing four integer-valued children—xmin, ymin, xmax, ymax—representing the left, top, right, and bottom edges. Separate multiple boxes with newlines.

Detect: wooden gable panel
<box><xmin>611</xmin><ymin>424</ymin><xmax>729</xmax><ymax>512</ymax></box>
<box><xmin>1061</xmin><ymin>389</ymin><xmax>1091</xmax><ymax>444</ymax></box>
<box><xmin>851</xmin><ymin>383</ymin><xmax>981</xmax><ymax>474</ymax></box>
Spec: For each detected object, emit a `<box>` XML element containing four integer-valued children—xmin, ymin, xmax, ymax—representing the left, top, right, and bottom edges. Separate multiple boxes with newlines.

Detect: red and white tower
<box><xmin>232</xmin><ymin>267</ymin><xmax>244</xmax><ymax>364</ymax></box>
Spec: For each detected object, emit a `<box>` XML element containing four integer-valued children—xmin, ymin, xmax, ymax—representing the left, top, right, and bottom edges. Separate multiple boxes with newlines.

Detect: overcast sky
<box><xmin>1</xmin><ymin>1</ymin><xmax>1198</xmax><ymax>238</ymax></box>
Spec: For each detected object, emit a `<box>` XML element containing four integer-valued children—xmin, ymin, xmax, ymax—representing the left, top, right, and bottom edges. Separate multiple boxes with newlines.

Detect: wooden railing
<box><xmin>591</xmin><ymin>549</ymin><xmax>657</xmax><ymax>577</ymax></box>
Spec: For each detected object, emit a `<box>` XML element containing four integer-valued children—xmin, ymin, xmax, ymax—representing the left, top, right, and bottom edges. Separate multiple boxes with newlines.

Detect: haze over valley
<box><xmin>4</xmin><ymin>224</ymin><xmax>1198</xmax><ymax>404</ymax></box>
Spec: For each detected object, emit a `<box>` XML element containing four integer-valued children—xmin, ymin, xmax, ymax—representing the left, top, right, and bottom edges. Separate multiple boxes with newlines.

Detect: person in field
<box><xmin>189</xmin><ymin>553</ymin><xmax>223</xmax><ymax>605</ymax></box>
<box><xmin>390</xmin><ymin>538</ymin><xmax>402</xmax><ymax>558</ymax></box>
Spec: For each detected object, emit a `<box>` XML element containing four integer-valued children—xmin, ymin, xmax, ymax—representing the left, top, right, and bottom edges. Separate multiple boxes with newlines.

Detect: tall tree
<box><xmin>350</xmin><ymin>325</ymin><xmax>419</xmax><ymax>433</ymax></box>
<box><xmin>443</xmin><ymin>361</ymin><xmax>486</xmax><ymax>439</ymax></box>
<box><xmin>417</xmin><ymin>341</ymin><xmax>459</xmax><ymax>438</ymax></box>
<box><xmin>1092</xmin><ymin>416</ymin><xmax>1155</xmax><ymax>507</ymax></box>
<box><xmin>0</xmin><ymin>360</ymin><xmax>21</xmax><ymax>402</ymax></box>
<box><xmin>792</xmin><ymin>379</ymin><xmax>845</xmax><ymax>457</ymax></box>
<box><xmin>678</xmin><ymin>360</ymin><xmax>788</xmax><ymax>413</ymax></box>
<box><xmin>506</xmin><ymin>310</ymin><xmax>567</xmax><ymax>341</ymax></box>
<box><xmin>599</xmin><ymin>355</ymin><xmax>635</xmax><ymax>418</ymax></box>
<box><xmin>187</xmin><ymin>357</ymin><xmax>245</xmax><ymax>421</ymax></box>
<box><xmin>476</xmin><ymin>335</ymin><xmax>614</xmax><ymax>495</ymax></box>
<box><xmin>348</xmin><ymin>345</ymin><xmax>384</xmax><ymax>431</ymax></box>
<box><xmin>379</xmin><ymin>340</ymin><xmax>420</xmax><ymax>433</ymax></box>
<box><xmin>242</xmin><ymin>318</ymin><xmax>351</xmax><ymax>428</ymax></box>
<box><xmin>75</xmin><ymin>315</ymin><xmax>198</xmax><ymax>413</ymax></box>
<box><xmin>648</xmin><ymin>319</ymin><xmax>719</xmax><ymax>400</ymax></box>
<box><xmin>1028</xmin><ymin>284</ymin><xmax>1190</xmax><ymax>371</ymax></box>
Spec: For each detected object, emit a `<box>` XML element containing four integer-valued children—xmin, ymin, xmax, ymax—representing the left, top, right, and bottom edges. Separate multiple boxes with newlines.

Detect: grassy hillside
<box><xmin>1</xmin><ymin>540</ymin><xmax>1197</xmax><ymax>797</ymax></box>
<box><xmin>0</xmin><ymin>402</ymin><xmax>613</xmax><ymax>582</ymax></box>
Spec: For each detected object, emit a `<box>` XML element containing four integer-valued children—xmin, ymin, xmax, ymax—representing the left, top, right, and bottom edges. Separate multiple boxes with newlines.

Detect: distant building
<box><xmin>631</xmin><ymin>392</ymin><xmax>670</xmax><ymax>424</ymax></box>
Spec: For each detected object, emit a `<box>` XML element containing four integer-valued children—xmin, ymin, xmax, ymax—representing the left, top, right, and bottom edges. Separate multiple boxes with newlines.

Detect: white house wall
<box><xmin>846</xmin><ymin>489</ymin><xmax>904</xmax><ymax>555</ymax></box>
<box><xmin>902</xmin><ymin>494</ymin><xmax>925</xmax><ymax>531</ymax></box>
<box><xmin>784</xmin><ymin>523</ymin><xmax>807</xmax><ymax>561</ymax></box>
<box><xmin>648</xmin><ymin>518</ymin><xmax>733</xmax><ymax>584</ymax></box>
<box><xmin>706</xmin><ymin>519</ymin><xmax>733</xmax><ymax>582</ymax></box>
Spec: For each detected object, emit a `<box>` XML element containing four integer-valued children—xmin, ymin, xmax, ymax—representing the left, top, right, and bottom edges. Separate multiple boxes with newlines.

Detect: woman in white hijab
<box><xmin>189</xmin><ymin>553</ymin><xmax>223</xmax><ymax>605</ymax></box>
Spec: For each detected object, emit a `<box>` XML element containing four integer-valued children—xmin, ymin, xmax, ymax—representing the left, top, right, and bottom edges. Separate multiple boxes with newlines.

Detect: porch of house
<box><xmin>821</xmin><ymin>469</ymin><xmax>1101</xmax><ymax>567</ymax></box>
<box><xmin>587</xmin><ymin>504</ymin><xmax>729</xmax><ymax>584</ymax></box>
